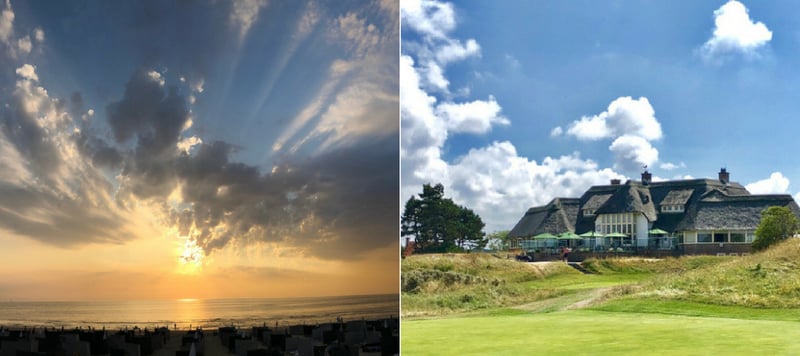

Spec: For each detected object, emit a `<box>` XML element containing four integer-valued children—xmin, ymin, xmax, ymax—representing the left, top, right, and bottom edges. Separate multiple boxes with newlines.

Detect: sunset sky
<box><xmin>402</xmin><ymin>0</ymin><xmax>800</xmax><ymax>233</ymax></box>
<box><xmin>0</xmin><ymin>0</ymin><xmax>398</xmax><ymax>301</ymax></box>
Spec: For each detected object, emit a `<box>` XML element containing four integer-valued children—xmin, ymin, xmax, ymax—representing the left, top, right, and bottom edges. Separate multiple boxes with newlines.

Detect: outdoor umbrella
<box><xmin>579</xmin><ymin>231</ymin><xmax>605</xmax><ymax>237</ymax></box>
<box><xmin>533</xmin><ymin>232</ymin><xmax>557</xmax><ymax>239</ymax></box>
<box><xmin>557</xmin><ymin>232</ymin><xmax>582</xmax><ymax>240</ymax></box>
<box><xmin>649</xmin><ymin>228</ymin><xmax>669</xmax><ymax>235</ymax></box>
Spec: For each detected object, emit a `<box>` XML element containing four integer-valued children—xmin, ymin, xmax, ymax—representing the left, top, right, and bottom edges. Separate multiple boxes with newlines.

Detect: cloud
<box><xmin>558</xmin><ymin>96</ymin><xmax>663</xmax><ymax>175</ymax></box>
<box><xmin>746</xmin><ymin>172</ymin><xmax>789</xmax><ymax>194</ymax></box>
<box><xmin>400</xmin><ymin>0</ymin><xmax>455</xmax><ymax>40</ymax></box>
<box><xmin>701</xmin><ymin>0</ymin><xmax>772</xmax><ymax>60</ymax></box>
<box><xmin>435</xmin><ymin>96</ymin><xmax>509</xmax><ymax>134</ymax></box>
<box><xmin>660</xmin><ymin>162</ymin><xmax>686</xmax><ymax>171</ymax></box>
<box><xmin>16</xmin><ymin>34</ymin><xmax>29</xmax><ymax>54</ymax></box>
<box><xmin>0</xmin><ymin>0</ymin><xmax>13</xmax><ymax>45</ymax></box>
<box><xmin>0</xmin><ymin>62</ymin><xmax>137</xmax><ymax>248</ymax></box>
<box><xmin>564</xmin><ymin>96</ymin><xmax>661</xmax><ymax>141</ymax></box>
<box><xmin>609</xmin><ymin>135</ymin><xmax>659</xmax><ymax>173</ymax></box>
<box><xmin>550</xmin><ymin>126</ymin><xmax>563</xmax><ymax>137</ymax></box>
<box><xmin>15</xmin><ymin>63</ymin><xmax>37</xmax><ymax>81</ymax></box>
<box><xmin>230</xmin><ymin>0</ymin><xmax>268</xmax><ymax>41</ymax></box>
<box><xmin>401</xmin><ymin>0</ymin><xmax>480</xmax><ymax>94</ymax></box>
<box><xmin>33</xmin><ymin>27</ymin><xmax>43</xmax><ymax>42</ymax></box>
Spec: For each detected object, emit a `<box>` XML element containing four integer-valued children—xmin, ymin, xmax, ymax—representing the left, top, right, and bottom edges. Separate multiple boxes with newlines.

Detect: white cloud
<box><xmin>557</xmin><ymin>96</ymin><xmax>663</xmax><ymax>175</ymax></box>
<box><xmin>435</xmin><ymin>96</ymin><xmax>509</xmax><ymax>134</ymax></box>
<box><xmin>17</xmin><ymin>35</ymin><xmax>30</xmax><ymax>54</ymax></box>
<box><xmin>746</xmin><ymin>172</ymin><xmax>789</xmax><ymax>194</ymax></box>
<box><xmin>400</xmin><ymin>0</ymin><xmax>455</xmax><ymax>40</ymax></box>
<box><xmin>146</xmin><ymin>70</ymin><xmax>165</xmax><ymax>87</ymax></box>
<box><xmin>0</xmin><ymin>0</ymin><xmax>13</xmax><ymax>45</ymax></box>
<box><xmin>401</xmin><ymin>0</ymin><xmax>480</xmax><ymax>95</ymax></box>
<box><xmin>33</xmin><ymin>27</ymin><xmax>44</xmax><ymax>42</ymax></box>
<box><xmin>229</xmin><ymin>0</ymin><xmax>268</xmax><ymax>41</ymax></box>
<box><xmin>435</xmin><ymin>38</ymin><xmax>480</xmax><ymax>64</ymax></box>
<box><xmin>701</xmin><ymin>0</ymin><xmax>772</xmax><ymax>59</ymax></box>
<box><xmin>177</xmin><ymin>136</ymin><xmax>203</xmax><ymax>154</ymax></box>
<box><xmin>609</xmin><ymin>135</ymin><xmax>659</xmax><ymax>173</ymax></box>
<box><xmin>565</xmin><ymin>96</ymin><xmax>661</xmax><ymax>141</ymax></box>
<box><xmin>15</xmin><ymin>63</ymin><xmax>37</xmax><ymax>81</ymax></box>
<box><xmin>660</xmin><ymin>162</ymin><xmax>686</xmax><ymax>171</ymax></box>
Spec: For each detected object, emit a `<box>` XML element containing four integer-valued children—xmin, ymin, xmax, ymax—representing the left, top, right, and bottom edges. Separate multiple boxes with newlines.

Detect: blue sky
<box><xmin>401</xmin><ymin>0</ymin><xmax>800</xmax><ymax>233</ymax></box>
<box><xmin>0</xmin><ymin>0</ymin><xmax>398</xmax><ymax>299</ymax></box>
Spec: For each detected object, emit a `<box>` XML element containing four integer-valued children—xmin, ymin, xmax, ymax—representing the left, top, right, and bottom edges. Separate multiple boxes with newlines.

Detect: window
<box><xmin>746</xmin><ymin>233</ymin><xmax>755</xmax><ymax>243</ymax></box>
<box><xmin>714</xmin><ymin>232</ymin><xmax>727</xmax><ymax>243</ymax></box>
<box><xmin>730</xmin><ymin>233</ymin><xmax>745</xmax><ymax>243</ymax></box>
<box><xmin>697</xmin><ymin>232</ymin><xmax>712</xmax><ymax>243</ymax></box>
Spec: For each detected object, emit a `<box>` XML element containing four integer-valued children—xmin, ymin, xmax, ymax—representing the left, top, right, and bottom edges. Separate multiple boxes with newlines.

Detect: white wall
<box><xmin>636</xmin><ymin>214</ymin><xmax>648</xmax><ymax>247</ymax></box>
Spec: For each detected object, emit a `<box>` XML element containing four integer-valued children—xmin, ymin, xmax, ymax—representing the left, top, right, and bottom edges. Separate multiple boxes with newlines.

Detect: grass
<box><xmin>402</xmin><ymin>241</ymin><xmax>800</xmax><ymax>354</ymax></box>
<box><xmin>401</xmin><ymin>253</ymin><xmax>579</xmax><ymax>317</ymax></box>
<box><xmin>401</xmin><ymin>310</ymin><xmax>800</xmax><ymax>355</ymax></box>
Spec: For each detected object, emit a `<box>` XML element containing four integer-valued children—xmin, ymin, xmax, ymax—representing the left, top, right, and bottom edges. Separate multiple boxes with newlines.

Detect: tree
<box><xmin>401</xmin><ymin>183</ymin><xmax>486</xmax><ymax>253</ymax></box>
<box><xmin>486</xmin><ymin>230</ymin><xmax>511</xmax><ymax>251</ymax></box>
<box><xmin>753</xmin><ymin>206</ymin><xmax>800</xmax><ymax>251</ymax></box>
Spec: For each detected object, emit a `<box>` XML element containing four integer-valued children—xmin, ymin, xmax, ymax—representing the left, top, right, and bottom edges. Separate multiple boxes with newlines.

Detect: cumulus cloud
<box><xmin>15</xmin><ymin>63</ymin><xmax>37</xmax><ymax>81</ymax></box>
<box><xmin>564</xmin><ymin>96</ymin><xmax>661</xmax><ymax>141</ymax></box>
<box><xmin>557</xmin><ymin>96</ymin><xmax>663</xmax><ymax>175</ymax></box>
<box><xmin>435</xmin><ymin>96</ymin><xmax>509</xmax><ymax>134</ymax></box>
<box><xmin>701</xmin><ymin>0</ymin><xmax>772</xmax><ymax>60</ymax></box>
<box><xmin>609</xmin><ymin>135</ymin><xmax>659</xmax><ymax>173</ymax></box>
<box><xmin>401</xmin><ymin>0</ymin><xmax>628</xmax><ymax>232</ymax></box>
<box><xmin>746</xmin><ymin>172</ymin><xmax>790</xmax><ymax>194</ymax></box>
<box><xmin>401</xmin><ymin>0</ymin><xmax>480</xmax><ymax>94</ymax></box>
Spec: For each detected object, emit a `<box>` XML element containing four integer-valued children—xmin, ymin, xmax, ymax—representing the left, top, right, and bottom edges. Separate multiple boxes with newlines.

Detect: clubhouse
<box><xmin>508</xmin><ymin>168</ymin><xmax>800</xmax><ymax>256</ymax></box>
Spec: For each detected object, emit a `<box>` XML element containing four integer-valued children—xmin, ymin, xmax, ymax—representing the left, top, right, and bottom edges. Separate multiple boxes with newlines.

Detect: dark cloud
<box><xmin>164</xmin><ymin>135</ymin><xmax>398</xmax><ymax>260</ymax></box>
<box><xmin>106</xmin><ymin>69</ymin><xmax>190</xmax><ymax>198</ymax></box>
<box><xmin>1</xmin><ymin>85</ymin><xmax>61</xmax><ymax>179</ymax></box>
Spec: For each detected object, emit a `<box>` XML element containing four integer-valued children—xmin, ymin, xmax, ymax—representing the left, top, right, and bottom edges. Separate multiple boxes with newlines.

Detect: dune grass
<box><xmin>622</xmin><ymin>239</ymin><xmax>800</xmax><ymax>308</ymax></box>
<box><xmin>401</xmin><ymin>253</ymin><xmax>579</xmax><ymax>317</ymax></box>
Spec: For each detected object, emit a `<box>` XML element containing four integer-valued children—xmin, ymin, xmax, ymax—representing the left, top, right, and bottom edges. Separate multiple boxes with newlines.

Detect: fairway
<box><xmin>402</xmin><ymin>310</ymin><xmax>800</xmax><ymax>355</ymax></box>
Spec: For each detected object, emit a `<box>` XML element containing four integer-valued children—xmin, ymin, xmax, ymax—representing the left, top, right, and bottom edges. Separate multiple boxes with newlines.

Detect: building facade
<box><xmin>508</xmin><ymin>169</ymin><xmax>800</xmax><ymax>255</ymax></box>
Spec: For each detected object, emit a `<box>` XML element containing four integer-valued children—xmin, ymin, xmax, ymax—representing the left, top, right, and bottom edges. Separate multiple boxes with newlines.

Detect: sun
<box><xmin>177</xmin><ymin>238</ymin><xmax>204</xmax><ymax>274</ymax></box>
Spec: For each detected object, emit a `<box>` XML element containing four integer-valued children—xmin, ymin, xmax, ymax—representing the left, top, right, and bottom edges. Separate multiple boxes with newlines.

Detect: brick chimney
<box><xmin>719</xmin><ymin>168</ymin><xmax>730</xmax><ymax>184</ymax></box>
<box><xmin>641</xmin><ymin>169</ymin><xmax>652</xmax><ymax>186</ymax></box>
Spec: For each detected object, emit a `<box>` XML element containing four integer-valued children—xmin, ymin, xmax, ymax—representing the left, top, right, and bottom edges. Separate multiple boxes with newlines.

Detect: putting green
<box><xmin>402</xmin><ymin>310</ymin><xmax>800</xmax><ymax>355</ymax></box>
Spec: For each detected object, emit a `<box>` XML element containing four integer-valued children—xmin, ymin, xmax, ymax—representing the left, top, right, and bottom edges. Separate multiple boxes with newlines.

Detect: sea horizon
<box><xmin>0</xmin><ymin>293</ymin><xmax>399</xmax><ymax>330</ymax></box>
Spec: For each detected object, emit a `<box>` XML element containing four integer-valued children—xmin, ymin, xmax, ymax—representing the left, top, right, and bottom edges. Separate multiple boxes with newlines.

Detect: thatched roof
<box><xmin>508</xmin><ymin>198</ymin><xmax>579</xmax><ymax>238</ymax></box>
<box><xmin>659</xmin><ymin>189</ymin><xmax>693</xmax><ymax>206</ymax></box>
<box><xmin>509</xmin><ymin>174</ymin><xmax>800</xmax><ymax>236</ymax></box>
<box><xmin>676</xmin><ymin>194</ymin><xmax>800</xmax><ymax>231</ymax></box>
<box><xmin>595</xmin><ymin>182</ymin><xmax>657</xmax><ymax>221</ymax></box>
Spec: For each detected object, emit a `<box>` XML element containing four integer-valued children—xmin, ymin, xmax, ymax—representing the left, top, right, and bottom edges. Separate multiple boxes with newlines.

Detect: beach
<box><xmin>0</xmin><ymin>316</ymin><xmax>399</xmax><ymax>355</ymax></box>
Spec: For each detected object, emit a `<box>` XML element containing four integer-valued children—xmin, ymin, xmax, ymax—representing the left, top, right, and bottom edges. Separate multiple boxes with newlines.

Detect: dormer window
<box><xmin>661</xmin><ymin>204</ymin><xmax>684</xmax><ymax>213</ymax></box>
<box><xmin>583</xmin><ymin>209</ymin><xmax>595</xmax><ymax>216</ymax></box>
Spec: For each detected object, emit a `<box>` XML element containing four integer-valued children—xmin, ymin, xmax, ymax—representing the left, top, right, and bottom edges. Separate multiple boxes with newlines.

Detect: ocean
<box><xmin>0</xmin><ymin>294</ymin><xmax>398</xmax><ymax>330</ymax></box>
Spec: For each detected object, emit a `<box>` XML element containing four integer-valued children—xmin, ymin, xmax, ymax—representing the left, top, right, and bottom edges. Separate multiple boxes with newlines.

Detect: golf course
<box><xmin>401</xmin><ymin>239</ymin><xmax>800</xmax><ymax>354</ymax></box>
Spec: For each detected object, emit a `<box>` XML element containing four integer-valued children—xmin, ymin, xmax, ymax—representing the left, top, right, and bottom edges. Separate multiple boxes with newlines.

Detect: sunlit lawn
<box><xmin>402</xmin><ymin>309</ymin><xmax>800</xmax><ymax>355</ymax></box>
